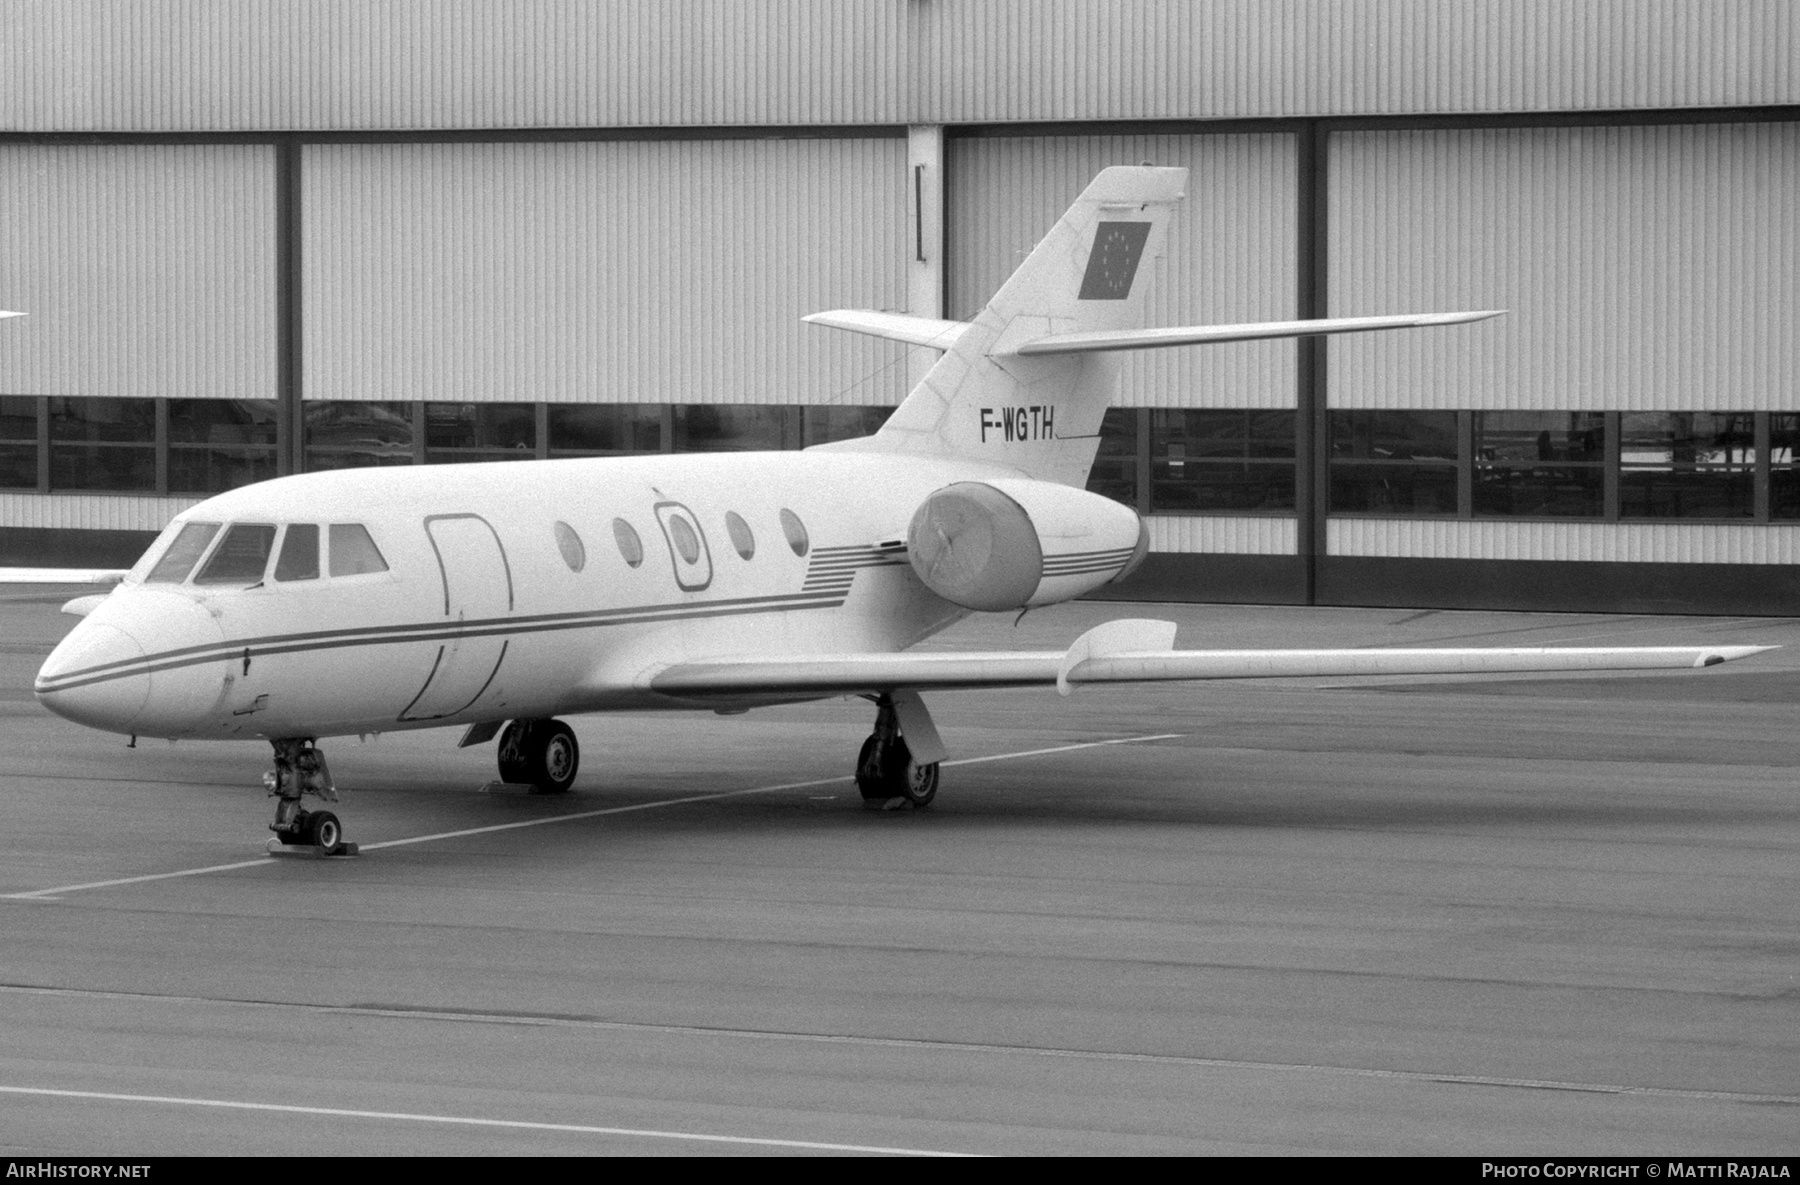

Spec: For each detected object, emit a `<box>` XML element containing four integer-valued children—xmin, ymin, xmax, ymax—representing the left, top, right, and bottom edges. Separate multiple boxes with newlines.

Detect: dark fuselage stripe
<box><xmin>38</xmin><ymin>592</ymin><xmax>848</xmax><ymax>694</ymax></box>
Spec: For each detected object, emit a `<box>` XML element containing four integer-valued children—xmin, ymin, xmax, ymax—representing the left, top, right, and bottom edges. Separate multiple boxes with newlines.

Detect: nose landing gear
<box><xmin>265</xmin><ymin>738</ymin><xmax>356</xmax><ymax>856</ymax></box>
<box><xmin>856</xmin><ymin>692</ymin><xmax>942</xmax><ymax>810</ymax></box>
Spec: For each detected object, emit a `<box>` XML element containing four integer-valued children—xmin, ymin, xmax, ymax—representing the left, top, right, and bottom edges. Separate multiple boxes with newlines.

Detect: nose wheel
<box><xmin>265</xmin><ymin>738</ymin><xmax>356</xmax><ymax>856</ymax></box>
<box><xmin>496</xmin><ymin>718</ymin><xmax>580</xmax><ymax>794</ymax></box>
<box><xmin>855</xmin><ymin>694</ymin><xmax>940</xmax><ymax>810</ymax></box>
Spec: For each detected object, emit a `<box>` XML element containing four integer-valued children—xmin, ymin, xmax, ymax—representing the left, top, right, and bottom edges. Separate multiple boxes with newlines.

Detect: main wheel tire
<box><xmin>496</xmin><ymin>719</ymin><xmax>531</xmax><ymax>783</ymax></box>
<box><xmin>854</xmin><ymin>735</ymin><xmax>938</xmax><ymax>808</ymax></box>
<box><xmin>306</xmin><ymin>810</ymin><xmax>341</xmax><ymax>852</ymax></box>
<box><xmin>525</xmin><ymin>719</ymin><xmax>579</xmax><ymax>794</ymax></box>
<box><xmin>854</xmin><ymin>734</ymin><xmax>888</xmax><ymax>800</ymax></box>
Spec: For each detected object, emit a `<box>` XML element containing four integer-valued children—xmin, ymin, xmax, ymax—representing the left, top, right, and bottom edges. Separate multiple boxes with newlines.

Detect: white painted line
<box><xmin>1</xmin><ymin>732</ymin><xmax>1180</xmax><ymax>900</ymax></box>
<box><xmin>0</xmin><ymin>1085</ymin><xmax>977</xmax><ymax>1156</ymax></box>
<box><xmin>5</xmin><ymin>984</ymin><xmax>1791</xmax><ymax>1108</ymax></box>
<box><xmin>2</xmin><ymin>857</ymin><xmax>279</xmax><ymax>901</ymax></box>
<box><xmin>943</xmin><ymin>733</ymin><xmax>1181</xmax><ymax>767</ymax></box>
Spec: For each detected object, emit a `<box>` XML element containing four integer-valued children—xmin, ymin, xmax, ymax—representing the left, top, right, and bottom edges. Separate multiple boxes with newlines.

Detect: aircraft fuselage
<box><xmin>36</xmin><ymin>450</ymin><xmax>1005</xmax><ymax>741</ymax></box>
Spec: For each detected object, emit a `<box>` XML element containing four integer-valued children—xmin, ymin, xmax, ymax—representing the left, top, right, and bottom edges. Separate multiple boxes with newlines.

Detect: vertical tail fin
<box><xmin>855</xmin><ymin>166</ymin><xmax>1188</xmax><ymax>486</ymax></box>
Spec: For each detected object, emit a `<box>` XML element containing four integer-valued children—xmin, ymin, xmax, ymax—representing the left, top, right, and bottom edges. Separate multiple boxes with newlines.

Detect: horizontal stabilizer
<box><xmin>1008</xmin><ymin>310</ymin><xmax>1506</xmax><ymax>356</ymax></box>
<box><xmin>647</xmin><ymin>631</ymin><xmax>1773</xmax><ymax>700</ymax></box>
<box><xmin>802</xmin><ymin>309</ymin><xmax>972</xmax><ymax>350</ymax></box>
<box><xmin>0</xmin><ymin>310</ymin><xmax>26</xmax><ymax>320</ymax></box>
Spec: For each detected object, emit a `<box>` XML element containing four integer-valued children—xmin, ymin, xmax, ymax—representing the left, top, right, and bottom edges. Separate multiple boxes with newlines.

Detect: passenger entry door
<box><xmin>400</xmin><ymin>514</ymin><xmax>513</xmax><ymax>721</ymax></box>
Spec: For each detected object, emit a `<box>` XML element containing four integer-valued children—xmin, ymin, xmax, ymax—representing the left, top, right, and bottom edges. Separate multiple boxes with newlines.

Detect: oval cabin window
<box><xmin>667</xmin><ymin>514</ymin><xmax>701</xmax><ymax>564</ymax></box>
<box><xmin>612</xmin><ymin>518</ymin><xmax>644</xmax><ymax>568</ymax></box>
<box><xmin>554</xmin><ymin>521</ymin><xmax>586</xmax><ymax>572</ymax></box>
<box><xmin>724</xmin><ymin>511</ymin><xmax>755</xmax><ymax>560</ymax></box>
<box><xmin>779</xmin><ymin>508</ymin><xmax>809</xmax><ymax>557</ymax></box>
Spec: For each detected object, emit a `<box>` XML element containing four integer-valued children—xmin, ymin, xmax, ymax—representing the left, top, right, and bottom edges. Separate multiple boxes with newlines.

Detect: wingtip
<box><xmin>1697</xmin><ymin>645</ymin><xmax>1779</xmax><ymax>667</ymax></box>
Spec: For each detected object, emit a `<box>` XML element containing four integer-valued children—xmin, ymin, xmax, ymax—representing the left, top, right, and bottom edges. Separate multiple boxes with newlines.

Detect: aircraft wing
<box><xmin>648</xmin><ymin>619</ymin><xmax>1773</xmax><ymax>700</ymax></box>
<box><xmin>0</xmin><ymin>568</ymin><xmax>128</xmax><ymax>584</ymax></box>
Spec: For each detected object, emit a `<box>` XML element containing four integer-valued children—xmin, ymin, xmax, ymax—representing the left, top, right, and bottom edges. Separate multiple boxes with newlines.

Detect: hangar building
<box><xmin>2</xmin><ymin>1</ymin><xmax>1798</xmax><ymax>613</ymax></box>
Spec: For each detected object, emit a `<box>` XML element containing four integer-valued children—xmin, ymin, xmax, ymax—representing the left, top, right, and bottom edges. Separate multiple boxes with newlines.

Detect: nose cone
<box><xmin>37</xmin><ymin>589</ymin><xmax>227</xmax><ymax>738</ymax></box>
<box><xmin>37</xmin><ymin>619</ymin><xmax>150</xmax><ymax>731</ymax></box>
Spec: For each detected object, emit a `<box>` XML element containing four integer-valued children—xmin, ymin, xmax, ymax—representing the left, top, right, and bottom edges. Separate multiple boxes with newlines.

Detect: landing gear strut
<box><xmin>855</xmin><ymin>693</ymin><xmax>940</xmax><ymax>810</ymax></box>
<box><xmin>496</xmin><ymin>718</ymin><xmax>580</xmax><ymax>794</ymax></box>
<box><xmin>265</xmin><ymin>738</ymin><xmax>353</xmax><ymax>854</ymax></box>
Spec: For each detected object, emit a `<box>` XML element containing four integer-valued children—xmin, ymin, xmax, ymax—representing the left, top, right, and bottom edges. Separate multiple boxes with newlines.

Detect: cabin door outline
<box><xmin>653</xmin><ymin>500</ymin><xmax>713</xmax><ymax>592</ymax></box>
<box><xmin>399</xmin><ymin>513</ymin><xmax>514</xmax><ymax>722</ymax></box>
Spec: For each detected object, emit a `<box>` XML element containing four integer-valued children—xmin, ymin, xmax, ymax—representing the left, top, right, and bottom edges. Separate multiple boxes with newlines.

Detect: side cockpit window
<box><xmin>328</xmin><ymin>523</ymin><xmax>389</xmax><ymax>577</ymax></box>
<box><xmin>275</xmin><ymin>523</ymin><xmax>320</xmax><ymax>582</ymax></box>
<box><xmin>144</xmin><ymin>522</ymin><xmax>221</xmax><ymax>583</ymax></box>
<box><xmin>194</xmin><ymin>523</ymin><xmax>277</xmax><ymax>585</ymax></box>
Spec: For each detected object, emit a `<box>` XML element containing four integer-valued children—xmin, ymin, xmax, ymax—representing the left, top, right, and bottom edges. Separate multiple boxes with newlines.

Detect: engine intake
<box><xmin>906</xmin><ymin>480</ymin><xmax>1147</xmax><ymax>612</ymax></box>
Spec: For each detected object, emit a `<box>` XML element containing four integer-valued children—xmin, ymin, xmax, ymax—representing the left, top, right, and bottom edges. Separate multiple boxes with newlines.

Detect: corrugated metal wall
<box><xmin>0</xmin><ymin>144</ymin><xmax>276</xmax><ymax>399</ymax></box>
<box><xmin>3</xmin><ymin>1</ymin><xmax>1795</xmax><ymax>132</ymax></box>
<box><xmin>949</xmin><ymin>133</ymin><xmax>1298</xmax><ymax>409</ymax></box>
<box><xmin>1148</xmin><ymin>515</ymin><xmax>1297</xmax><ymax>556</ymax></box>
<box><xmin>0</xmin><ymin>492</ymin><xmax>199</xmax><ymax>532</ymax></box>
<box><xmin>1328</xmin><ymin>123</ymin><xmax>1800</xmax><ymax>411</ymax></box>
<box><xmin>303</xmin><ymin>138</ymin><xmax>909</xmax><ymax>406</ymax></box>
<box><xmin>1330</xmin><ymin>519</ymin><xmax>1800</xmax><ymax>565</ymax></box>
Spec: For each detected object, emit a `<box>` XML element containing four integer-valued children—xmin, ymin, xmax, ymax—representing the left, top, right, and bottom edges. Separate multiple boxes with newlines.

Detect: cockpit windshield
<box><xmin>275</xmin><ymin>523</ymin><xmax>320</xmax><ymax>581</ymax></box>
<box><xmin>138</xmin><ymin>519</ymin><xmax>386</xmax><ymax>587</ymax></box>
<box><xmin>143</xmin><ymin>522</ymin><xmax>221</xmax><ymax>584</ymax></box>
<box><xmin>194</xmin><ymin>523</ymin><xmax>277</xmax><ymax>585</ymax></box>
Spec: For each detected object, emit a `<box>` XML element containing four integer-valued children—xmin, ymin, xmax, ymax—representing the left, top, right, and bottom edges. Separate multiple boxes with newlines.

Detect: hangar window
<box><xmin>1473</xmin><ymin>413</ymin><xmax>1605</xmax><ymax>518</ymax></box>
<box><xmin>1087</xmin><ymin>408</ymin><xmax>1142</xmax><ymax>508</ymax></box>
<box><xmin>1770</xmin><ymin>415</ymin><xmax>1800</xmax><ymax>520</ymax></box>
<box><xmin>800</xmin><ymin>406</ymin><xmax>892</xmax><ymax>447</ymax></box>
<box><xmin>554</xmin><ymin>521</ymin><xmax>586</xmax><ymax>572</ymax></box>
<box><xmin>168</xmin><ymin>399</ymin><xmax>279</xmax><ymax>494</ymax></box>
<box><xmin>1619</xmin><ymin>413</ymin><xmax>1755</xmax><ymax>520</ymax></box>
<box><xmin>549</xmin><ymin>405</ymin><xmax>666</xmax><ymax>455</ymax></box>
<box><xmin>1150</xmin><ymin>410</ymin><xmax>1296</xmax><ymax>513</ymax></box>
<box><xmin>304</xmin><ymin>401</ymin><xmax>416</xmax><ymax>471</ymax></box>
<box><xmin>779</xmin><ymin>508</ymin><xmax>810</xmax><ymax>556</ymax></box>
<box><xmin>194</xmin><ymin>523</ymin><xmax>277</xmax><ymax>585</ymax></box>
<box><xmin>328</xmin><ymin>523</ymin><xmax>389</xmax><ymax>576</ymax></box>
<box><xmin>274</xmin><ymin>524</ymin><xmax>320</xmax><ymax>582</ymax></box>
<box><xmin>1328</xmin><ymin>411</ymin><xmax>1458</xmax><ymax>516</ymax></box>
<box><xmin>49</xmin><ymin>397</ymin><xmax>156</xmax><ymax>492</ymax></box>
<box><xmin>724</xmin><ymin>511</ymin><xmax>755</xmax><ymax>559</ymax></box>
<box><xmin>145</xmin><ymin>522</ymin><xmax>222</xmax><ymax>584</ymax></box>
<box><xmin>0</xmin><ymin>398</ymin><xmax>39</xmax><ymax>490</ymax></box>
<box><xmin>425</xmin><ymin>402</ymin><xmax>536</xmax><ymax>464</ymax></box>
<box><xmin>674</xmin><ymin>405</ymin><xmax>794</xmax><ymax>452</ymax></box>
<box><xmin>612</xmin><ymin>518</ymin><xmax>644</xmax><ymax>568</ymax></box>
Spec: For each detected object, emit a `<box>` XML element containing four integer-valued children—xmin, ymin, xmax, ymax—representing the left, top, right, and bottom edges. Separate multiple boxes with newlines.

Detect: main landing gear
<box><xmin>265</xmin><ymin>738</ymin><xmax>355</xmax><ymax>856</ymax></box>
<box><xmin>855</xmin><ymin>693</ymin><xmax>942</xmax><ymax>810</ymax></box>
<box><xmin>496</xmin><ymin>718</ymin><xmax>580</xmax><ymax>794</ymax></box>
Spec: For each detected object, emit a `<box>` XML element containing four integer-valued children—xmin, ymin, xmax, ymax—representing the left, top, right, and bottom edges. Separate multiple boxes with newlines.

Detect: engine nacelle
<box><xmin>906</xmin><ymin>479</ymin><xmax>1148</xmax><ymax>612</ymax></box>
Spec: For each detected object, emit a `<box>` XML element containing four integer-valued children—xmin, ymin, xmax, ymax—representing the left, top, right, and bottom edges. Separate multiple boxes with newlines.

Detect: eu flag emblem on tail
<box><xmin>1077</xmin><ymin>221</ymin><xmax>1152</xmax><ymax>300</ymax></box>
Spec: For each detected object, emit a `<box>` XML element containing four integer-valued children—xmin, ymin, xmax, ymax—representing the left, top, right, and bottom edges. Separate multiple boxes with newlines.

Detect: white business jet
<box><xmin>29</xmin><ymin>168</ymin><xmax>1771</xmax><ymax>854</ymax></box>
